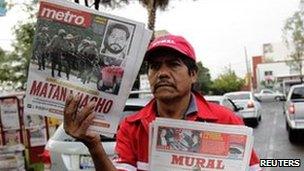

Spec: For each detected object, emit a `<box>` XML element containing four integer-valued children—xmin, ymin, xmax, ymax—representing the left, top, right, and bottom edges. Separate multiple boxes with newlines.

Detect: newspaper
<box><xmin>149</xmin><ymin>118</ymin><xmax>254</xmax><ymax>171</ymax></box>
<box><xmin>0</xmin><ymin>98</ymin><xmax>20</xmax><ymax>131</ymax></box>
<box><xmin>24</xmin><ymin>0</ymin><xmax>152</xmax><ymax>136</ymax></box>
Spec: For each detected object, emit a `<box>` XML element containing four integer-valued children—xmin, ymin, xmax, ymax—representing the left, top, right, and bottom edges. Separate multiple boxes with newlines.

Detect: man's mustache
<box><xmin>154</xmin><ymin>81</ymin><xmax>176</xmax><ymax>91</ymax></box>
<box><xmin>110</xmin><ymin>43</ymin><xmax>122</xmax><ymax>50</ymax></box>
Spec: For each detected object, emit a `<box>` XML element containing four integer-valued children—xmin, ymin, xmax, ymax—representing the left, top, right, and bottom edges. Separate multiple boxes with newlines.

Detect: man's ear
<box><xmin>190</xmin><ymin>70</ymin><xmax>198</xmax><ymax>83</ymax></box>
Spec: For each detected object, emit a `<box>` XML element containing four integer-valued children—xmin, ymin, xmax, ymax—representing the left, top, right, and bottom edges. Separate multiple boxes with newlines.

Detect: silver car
<box><xmin>204</xmin><ymin>95</ymin><xmax>243</xmax><ymax>114</ymax></box>
<box><xmin>284</xmin><ymin>84</ymin><xmax>304</xmax><ymax>143</ymax></box>
<box><xmin>224</xmin><ymin>91</ymin><xmax>262</xmax><ymax>127</ymax></box>
<box><xmin>45</xmin><ymin>96</ymin><xmax>152</xmax><ymax>171</ymax></box>
<box><xmin>254</xmin><ymin>89</ymin><xmax>285</xmax><ymax>102</ymax></box>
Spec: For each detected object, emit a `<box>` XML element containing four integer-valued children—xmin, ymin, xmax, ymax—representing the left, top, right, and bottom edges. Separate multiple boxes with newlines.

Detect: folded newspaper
<box><xmin>24</xmin><ymin>0</ymin><xmax>152</xmax><ymax>136</ymax></box>
<box><xmin>149</xmin><ymin>118</ymin><xmax>254</xmax><ymax>171</ymax></box>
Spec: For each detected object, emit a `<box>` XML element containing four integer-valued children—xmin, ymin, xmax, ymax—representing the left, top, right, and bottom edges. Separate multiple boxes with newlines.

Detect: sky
<box><xmin>0</xmin><ymin>0</ymin><xmax>301</xmax><ymax>79</ymax></box>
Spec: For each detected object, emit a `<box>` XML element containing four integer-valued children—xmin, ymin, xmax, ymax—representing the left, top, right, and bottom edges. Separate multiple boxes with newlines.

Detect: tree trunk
<box><xmin>84</xmin><ymin>0</ymin><xmax>89</xmax><ymax>7</ymax></box>
<box><xmin>95</xmin><ymin>0</ymin><xmax>101</xmax><ymax>10</ymax></box>
<box><xmin>74</xmin><ymin>0</ymin><xmax>79</xmax><ymax>3</ymax></box>
<box><xmin>148</xmin><ymin>0</ymin><xmax>156</xmax><ymax>40</ymax></box>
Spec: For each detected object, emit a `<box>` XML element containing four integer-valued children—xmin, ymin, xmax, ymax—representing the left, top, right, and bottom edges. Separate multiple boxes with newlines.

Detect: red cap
<box><xmin>145</xmin><ymin>34</ymin><xmax>196</xmax><ymax>62</ymax></box>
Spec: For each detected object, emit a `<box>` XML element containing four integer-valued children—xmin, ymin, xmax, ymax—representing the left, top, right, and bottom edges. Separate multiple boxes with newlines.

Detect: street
<box><xmin>253</xmin><ymin>102</ymin><xmax>304</xmax><ymax>171</ymax></box>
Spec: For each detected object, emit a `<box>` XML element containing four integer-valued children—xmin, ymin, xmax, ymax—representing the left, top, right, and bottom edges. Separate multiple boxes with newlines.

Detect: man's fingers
<box><xmin>64</xmin><ymin>94</ymin><xmax>81</xmax><ymax>122</ymax></box>
<box><xmin>79</xmin><ymin>112</ymin><xmax>95</xmax><ymax>135</ymax></box>
<box><xmin>75</xmin><ymin>101</ymin><xmax>96</xmax><ymax>125</ymax></box>
<box><xmin>65</xmin><ymin>93</ymin><xmax>73</xmax><ymax>106</ymax></box>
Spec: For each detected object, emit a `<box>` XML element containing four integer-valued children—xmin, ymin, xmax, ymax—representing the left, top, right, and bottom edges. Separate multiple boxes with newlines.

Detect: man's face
<box><xmin>106</xmin><ymin>28</ymin><xmax>128</xmax><ymax>54</ymax></box>
<box><xmin>148</xmin><ymin>54</ymin><xmax>197</xmax><ymax>101</ymax></box>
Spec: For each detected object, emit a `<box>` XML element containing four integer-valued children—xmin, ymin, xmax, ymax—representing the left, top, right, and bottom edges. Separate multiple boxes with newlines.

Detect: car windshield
<box><xmin>290</xmin><ymin>87</ymin><xmax>304</xmax><ymax>101</ymax></box>
<box><xmin>226</xmin><ymin>93</ymin><xmax>250</xmax><ymax>100</ymax></box>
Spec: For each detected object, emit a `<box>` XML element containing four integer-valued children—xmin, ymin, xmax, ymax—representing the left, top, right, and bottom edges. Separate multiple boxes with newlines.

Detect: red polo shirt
<box><xmin>113</xmin><ymin>92</ymin><xmax>261</xmax><ymax>171</ymax></box>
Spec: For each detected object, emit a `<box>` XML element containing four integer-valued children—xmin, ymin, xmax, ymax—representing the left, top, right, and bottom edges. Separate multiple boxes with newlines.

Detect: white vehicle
<box><xmin>204</xmin><ymin>95</ymin><xmax>243</xmax><ymax>114</ymax></box>
<box><xmin>284</xmin><ymin>84</ymin><xmax>304</xmax><ymax>143</ymax></box>
<box><xmin>45</xmin><ymin>96</ymin><xmax>152</xmax><ymax>171</ymax></box>
<box><xmin>224</xmin><ymin>91</ymin><xmax>262</xmax><ymax>127</ymax></box>
<box><xmin>254</xmin><ymin>89</ymin><xmax>285</xmax><ymax>102</ymax></box>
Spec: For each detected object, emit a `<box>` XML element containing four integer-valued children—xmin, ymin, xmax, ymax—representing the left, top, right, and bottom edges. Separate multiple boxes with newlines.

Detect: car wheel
<box><xmin>274</xmin><ymin>96</ymin><xmax>281</xmax><ymax>102</ymax></box>
<box><xmin>286</xmin><ymin>121</ymin><xmax>289</xmax><ymax>131</ymax></box>
<box><xmin>288</xmin><ymin>128</ymin><xmax>298</xmax><ymax>143</ymax></box>
<box><xmin>258</xmin><ymin>115</ymin><xmax>262</xmax><ymax>121</ymax></box>
<box><xmin>251</xmin><ymin>118</ymin><xmax>259</xmax><ymax>128</ymax></box>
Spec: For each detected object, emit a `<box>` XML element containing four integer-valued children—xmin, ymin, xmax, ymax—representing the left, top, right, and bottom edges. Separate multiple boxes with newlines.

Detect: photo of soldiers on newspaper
<box><xmin>30</xmin><ymin>24</ymin><xmax>103</xmax><ymax>84</ymax></box>
<box><xmin>157</xmin><ymin>127</ymin><xmax>201</xmax><ymax>153</ymax></box>
<box><xmin>46</xmin><ymin>28</ymin><xmax>82</xmax><ymax>80</ymax></box>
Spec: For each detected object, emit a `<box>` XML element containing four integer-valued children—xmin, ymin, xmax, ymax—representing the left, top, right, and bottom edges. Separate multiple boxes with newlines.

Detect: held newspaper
<box><xmin>149</xmin><ymin>118</ymin><xmax>254</xmax><ymax>171</ymax></box>
<box><xmin>24</xmin><ymin>0</ymin><xmax>152</xmax><ymax>136</ymax></box>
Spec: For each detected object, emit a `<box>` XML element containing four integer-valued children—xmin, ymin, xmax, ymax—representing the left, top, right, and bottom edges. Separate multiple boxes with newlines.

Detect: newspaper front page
<box><xmin>24</xmin><ymin>0</ymin><xmax>152</xmax><ymax>136</ymax></box>
<box><xmin>149</xmin><ymin>118</ymin><xmax>254</xmax><ymax>171</ymax></box>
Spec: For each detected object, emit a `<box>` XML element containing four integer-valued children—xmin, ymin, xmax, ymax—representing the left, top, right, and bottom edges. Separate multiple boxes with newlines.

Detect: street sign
<box><xmin>0</xmin><ymin>0</ymin><xmax>7</xmax><ymax>16</ymax></box>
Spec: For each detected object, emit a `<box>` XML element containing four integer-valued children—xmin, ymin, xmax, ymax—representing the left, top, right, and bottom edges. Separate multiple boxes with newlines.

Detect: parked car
<box><xmin>284</xmin><ymin>84</ymin><xmax>304</xmax><ymax>143</ymax></box>
<box><xmin>254</xmin><ymin>89</ymin><xmax>285</xmax><ymax>102</ymax></box>
<box><xmin>45</xmin><ymin>96</ymin><xmax>152</xmax><ymax>171</ymax></box>
<box><xmin>224</xmin><ymin>91</ymin><xmax>262</xmax><ymax>127</ymax></box>
<box><xmin>204</xmin><ymin>95</ymin><xmax>243</xmax><ymax>114</ymax></box>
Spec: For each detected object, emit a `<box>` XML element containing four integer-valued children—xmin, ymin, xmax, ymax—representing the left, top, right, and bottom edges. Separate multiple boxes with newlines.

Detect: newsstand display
<box><xmin>0</xmin><ymin>91</ymin><xmax>61</xmax><ymax>170</ymax></box>
<box><xmin>0</xmin><ymin>94</ymin><xmax>25</xmax><ymax>170</ymax></box>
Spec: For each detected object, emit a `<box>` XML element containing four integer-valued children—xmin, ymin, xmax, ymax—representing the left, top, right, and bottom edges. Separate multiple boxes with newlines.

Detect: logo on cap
<box><xmin>151</xmin><ymin>39</ymin><xmax>176</xmax><ymax>48</ymax></box>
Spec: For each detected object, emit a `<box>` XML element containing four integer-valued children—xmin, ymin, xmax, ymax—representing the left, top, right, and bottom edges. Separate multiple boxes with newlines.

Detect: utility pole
<box><xmin>300</xmin><ymin>0</ymin><xmax>304</xmax><ymax>11</ymax></box>
<box><xmin>244</xmin><ymin>47</ymin><xmax>253</xmax><ymax>91</ymax></box>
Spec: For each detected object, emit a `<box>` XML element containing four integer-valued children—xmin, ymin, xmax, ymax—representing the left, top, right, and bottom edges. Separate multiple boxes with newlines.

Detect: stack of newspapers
<box><xmin>149</xmin><ymin>118</ymin><xmax>254</xmax><ymax>171</ymax></box>
<box><xmin>24</xmin><ymin>0</ymin><xmax>152</xmax><ymax>136</ymax></box>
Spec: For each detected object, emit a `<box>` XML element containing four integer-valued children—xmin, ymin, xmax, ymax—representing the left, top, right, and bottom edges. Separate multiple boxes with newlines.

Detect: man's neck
<box><xmin>156</xmin><ymin>93</ymin><xmax>192</xmax><ymax>119</ymax></box>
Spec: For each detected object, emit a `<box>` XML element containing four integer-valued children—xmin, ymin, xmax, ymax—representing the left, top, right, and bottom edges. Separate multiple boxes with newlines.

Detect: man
<box><xmin>79</xmin><ymin>40</ymin><xmax>99</xmax><ymax>84</ymax></box>
<box><xmin>46</xmin><ymin>29</ymin><xmax>67</xmax><ymax>78</ymax></box>
<box><xmin>62</xmin><ymin>33</ymin><xmax>79</xmax><ymax>80</ymax></box>
<box><xmin>101</xmin><ymin>23</ymin><xmax>130</xmax><ymax>66</ymax></box>
<box><xmin>101</xmin><ymin>23</ymin><xmax>130</xmax><ymax>57</ymax></box>
<box><xmin>35</xmin><ymin>26</ymin><xmax>50</xmax><ymax>70</ymax></box>
<box><xmin>63</xmin><ymin>35</ymin><xmax>261</xmax><ymax>171</ymax></box>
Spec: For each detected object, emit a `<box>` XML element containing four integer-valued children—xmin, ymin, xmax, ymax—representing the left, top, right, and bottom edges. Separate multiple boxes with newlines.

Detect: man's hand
<box><xmin>63</xmin><ymin>94</ymin><xmax>100</xmax><ymax>148</ymax></box>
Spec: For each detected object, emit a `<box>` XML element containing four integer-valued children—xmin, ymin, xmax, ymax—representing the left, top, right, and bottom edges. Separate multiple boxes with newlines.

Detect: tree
<box><xmin>194</xmin><ymin>62</ymin><xmax>212</xmax><ymax>94</ymax></box>
<box><xmin>283</xmin><ymin>10</ymin><xmax>304</xmax><ymax>83</ymax></box>
<box><xmin>0</xmin><ymin>1</ymin><xmax>37</xmax><ymax>91</ymax></box>
<box><xmin>211</xmin><ymin>68</ymin><xmax>245</xmax><ymax>95</ymax></box>
<box><xmin>74</xmin><ymin>0</ymin><xmax>199</xmax><ymax>36</ymax></box>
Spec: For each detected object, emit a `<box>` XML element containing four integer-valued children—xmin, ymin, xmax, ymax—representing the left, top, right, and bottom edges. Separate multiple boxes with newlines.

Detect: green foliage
<box><xmin>195</xmin><ymin>62</ymin><xmax>212</xmax><ymax>94</ymax></box>
<box><xmin>259</xmin><ymin>80</ymin><xmax>274</xmax><ymax>89</ymax></box>
<box><xmin>211</xmin><ymin>69</ymin><xmax>245</xmax><ymax>95</ymax></box>
<box><xmin>283</xmin><ymin>10</ymin><xmax>304</xmax><ymax>82</ymax></box>
<box><xmin>0</xmin><ymin>1</ymin><xmax>37</xmax><ymax>91</ymax></box>
<box><xmin>0</xmin><ymin>48</ymin><xmax>24</xmax><ymax>90</ymax></box>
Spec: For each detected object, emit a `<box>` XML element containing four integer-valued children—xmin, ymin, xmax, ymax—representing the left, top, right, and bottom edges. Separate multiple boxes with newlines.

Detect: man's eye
<box><xmin>169</xmin><ymin>62</ymin><xmax>181</xmax><ymax>67</ymax></box>
<box><xmin>149</xmin><ymin>63</ymin><xmax>159</xmax><ymax>70</ymax></box>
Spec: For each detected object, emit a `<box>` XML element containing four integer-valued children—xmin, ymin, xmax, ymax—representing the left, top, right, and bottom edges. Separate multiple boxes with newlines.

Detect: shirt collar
<box><xmin>185</xmin><ymin>93</ymin><xmax>198</xmax><ymax>116</ymax></box>
<box><xmin>126</xmin><ymin>91</ymin><xmax>219</xmax><ymax>126</ymax></box>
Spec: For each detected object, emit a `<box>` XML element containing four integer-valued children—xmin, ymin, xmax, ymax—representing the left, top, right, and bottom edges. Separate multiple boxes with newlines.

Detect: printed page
<box><xmin>24</xmin><ymin>0</ymin><xmax>152</xmax><ymax>135</ymax></box>
<box><xmin>150</xmin><ymin>118</ymin><xmax>253</xmax><ymax>171</ymax></box>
